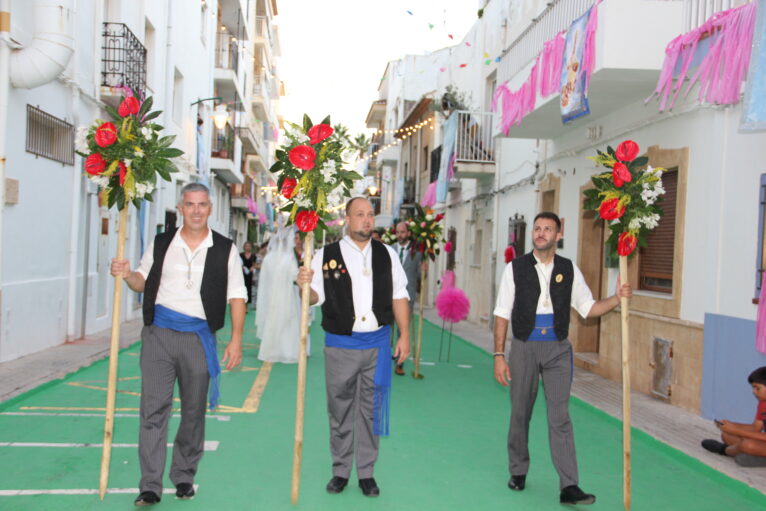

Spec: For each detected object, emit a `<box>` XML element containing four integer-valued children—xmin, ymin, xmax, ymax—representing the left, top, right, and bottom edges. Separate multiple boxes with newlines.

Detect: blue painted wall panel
<box><xmin>702</xmin><ymin>313</ymin><xmax>766</xmax><ymax>422</ymax></box>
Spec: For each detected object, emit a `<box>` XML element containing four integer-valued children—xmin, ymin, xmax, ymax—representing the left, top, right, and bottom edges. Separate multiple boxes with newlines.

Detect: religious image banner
<box><xmin>560</xmin><ymin>8</ymin><xmax>592</xmax><ymax>124</ymax></box>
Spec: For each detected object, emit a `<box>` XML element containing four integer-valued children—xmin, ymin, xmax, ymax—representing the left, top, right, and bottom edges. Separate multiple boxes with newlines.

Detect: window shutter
<box><xmin>639</xmin><ymin>169</ymin><xmax>678</xmax><ymax>292</ymax></box>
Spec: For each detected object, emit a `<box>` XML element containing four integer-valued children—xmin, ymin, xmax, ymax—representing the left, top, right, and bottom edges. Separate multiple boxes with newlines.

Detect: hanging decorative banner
<box><xmin>560</xmin><ymin>8</ymin><xmax>593</xmax><ymax>123</ymax></box>
<box><xmin>741</xmin><ymin>0</ymin><xmax>766</xmax><ymax>132</ymax></box>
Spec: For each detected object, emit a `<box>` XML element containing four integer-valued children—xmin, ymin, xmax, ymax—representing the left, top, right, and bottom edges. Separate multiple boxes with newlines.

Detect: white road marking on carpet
<box><xmin>0</xmin><ymin>485</ymin><xmax>198</xmax><ymax>496</ymax></box>
<box><xmin>0</xmin><ymin>441</ymin><xmax>219</xmax><ymax>451</ymax></box>
<box><xmin>457</xmin><ymin>364</ymin><xmax>473</xmax><ymax>369</ymax></box>
<box><xmin>0</xmin><ymin>412</ymin><xmax>230</xmax><ymax>422</ymax></box>
<box><xmin>420</xmin><ymin>361</ymin><xmax>436</xmax><ymax>366</ymax></box>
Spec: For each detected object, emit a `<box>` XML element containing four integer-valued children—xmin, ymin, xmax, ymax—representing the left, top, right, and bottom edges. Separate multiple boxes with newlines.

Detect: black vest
<box><xmin>142</xmin><ymin>228</ymin><xmax>232</xmax><ymax>333</ymax></box>
<box><xmin>510</xmin><ymin>252</ymin><xmax>574</xmax><ymax>341</ymax></box>
<box><xmin>321</xmin><ymin>240</ymin><xmax>394</xmax><ymax>335</ymax></box>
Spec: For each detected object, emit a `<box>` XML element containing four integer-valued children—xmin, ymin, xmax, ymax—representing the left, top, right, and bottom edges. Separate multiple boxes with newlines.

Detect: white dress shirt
<box><xmin>137</xmin><ymin>229</ymin><xmax>247</xmax><ymax>320</ymax></box>
<box><xmin>493</xmin><ymin>254</ymin><xmax>595</xmax><ymax>321</ymax></box>
<box><xmin>310</xmin><ymin>236</ymin><xmax>409</xmax><ymax>332</ymax></box>
<box><xmin>396</xmin><ymin>242</ymin><xmax>409</xmax><ymax>263</ymax></box>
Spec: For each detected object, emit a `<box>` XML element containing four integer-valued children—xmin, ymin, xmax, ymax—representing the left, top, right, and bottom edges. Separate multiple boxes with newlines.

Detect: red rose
<box><xmin>295</xmin><ymin>210</ymin><xmax>319</xmax><ymax>232</ymax></box>
<box><xmin>307</xmin><ymin>124</ymin><xmax>334</xmax><ymax>145</ymax></box>
<box><xmin>598</xmin><ymin>197</ymin><xmax>625</xmax><ymax>221</ymax></box>
<box><xmin>118</xmin><ymin>96</ymin><xmax>140</xmax><ymax>117</ymax></box>
<box><xmin>94</xmin><ymin>122</ymin><xmax>118</xmax><ymax>147</ymax></box>
<box><xmin>281</xmin><ymin>177</ymin><xmax>298</xmax><ymax>199</ymax></box>
<box><xmin>85</xmin><ymin>153</ymin><xmax>106</xmax><ymax>175</ymax></box>
<box><xmin>118</xmin><ymin>161</ymin><xmax>127</xmax><ymax>186</ymax></box>
<box><xmin>617</xmin><ymin>232</ymin><xmax>638</xmax><ymax>256</ymax></box>
<box><xmin>504</xmin><ymin>245</ymin><xmax>516</xmax><ymax>263</ymax></box>
<box><xmin>434</xmin><ymin>213</ymin><xmax>445</xmax><ymax>222</ymax></box>
<box><xmin>612</xmin><ymin>162</ymin><xmax>632</xmax><ymax>187</ymax></box>
<box><xmin>289</xmin><ymin>145</ymin><xmax>316</xmax><ymax>171</ymax></box>
<box><xmin>615</xmin><ymin>140</ymin><xmax>639</xmax><ymax>162</ymax></box>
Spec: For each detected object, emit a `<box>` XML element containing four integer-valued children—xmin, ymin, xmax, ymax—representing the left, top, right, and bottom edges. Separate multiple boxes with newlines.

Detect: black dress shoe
<box><xmin>326</xmin><ymin>476</ymin><xmax>349</xmax><ymax>494</ymax></box>
<box><xmin>560</xmin><ymin>485</ymin><xmax>596</xmax><ymax>505</ymax></box>
<box><xmin>175</xmin><ymin>482</ymin><xmax>195</xmax><ymax>499</ymax></box>
<box><xmin>702</xmin><ymin>439</ymin><xmax>728</xmax><ymax>455</ymax></box>
<box><xmin>134</xmin><ymin>491</ymin><xmax>161</xmax><ymax>506</ymax></box>
<box><xmin>507</xmin><ymin>474</ymin><xmax>526</xmax><ymax>491</ymax></box>
<box><xmin>358</xmin><ymin>478</ymin><xmax>380</xmax><ymax>497</ymax></box>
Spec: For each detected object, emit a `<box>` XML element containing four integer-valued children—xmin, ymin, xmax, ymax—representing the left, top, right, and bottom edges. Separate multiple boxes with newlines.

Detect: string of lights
<box><xmin>360</xmin><ymin>117</ymin><xmax>435</xmax><ymax>163</ymax></box>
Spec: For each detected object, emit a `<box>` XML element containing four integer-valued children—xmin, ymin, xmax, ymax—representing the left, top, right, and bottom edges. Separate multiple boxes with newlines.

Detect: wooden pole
<box><xmin>412</xmin><ymin>268</ymin><xmax>427</xmax><ymax>379</ymax></box>
<box><xmin>98</xmin><ymin>206</ymin><xmax>129</xmax><ymax>500</ymax></box>
<box><xmin>619</xmin><ymin>255</ymin><xmax>631</xmax><ymax>511</ymax></box>
<box><xmin>291</xmin><ymin>231</ymin><xmax>314</xmax><ymax>504</ymax></box>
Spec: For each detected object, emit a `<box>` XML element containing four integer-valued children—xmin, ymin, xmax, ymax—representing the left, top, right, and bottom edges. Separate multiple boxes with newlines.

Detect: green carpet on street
<box><xmin>1</xmin><ymin>310</ymin><xmax>764</xmax><ymax>510</ymax></box>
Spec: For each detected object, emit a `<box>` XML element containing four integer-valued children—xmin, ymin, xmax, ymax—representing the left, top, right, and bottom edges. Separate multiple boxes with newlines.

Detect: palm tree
<box><xmin>350</xmin><ymin>133</ymin><xmax>371</xmax><ymax>159</ymax></box>
<box><xmin>331</xmin><ymin>123</ymin><xmax>351</xmax><ymax>145</ymax></box>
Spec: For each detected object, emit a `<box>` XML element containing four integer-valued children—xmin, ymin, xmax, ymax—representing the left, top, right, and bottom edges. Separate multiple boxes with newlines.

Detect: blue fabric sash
<box><xmin>153</xmin><ymin>304</ymin><xmax>220</xmax><ymax>410</ymax></box>
<box><xmin>528</xmin><ymin>313</ymin><xmax>557</xmax><ymax>341</ymax></box>
<box><xmin>325</xmin><ymin>325</ymin><xmax>391</xmax><ymax>436</ymax></box>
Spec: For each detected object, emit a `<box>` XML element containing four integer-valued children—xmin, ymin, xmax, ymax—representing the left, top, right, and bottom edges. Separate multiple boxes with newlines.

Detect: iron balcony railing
<box><xmin>215</xmin><ymin>31</ymin><xmax>239</xmax><ymax>74</ymax></box>
<box><xmin>453</xmin><ymin>111</ymin><xmax>495</xmax><ymax>164</ymax></box>
<box><xmin>255</xmin><ymin>16</ymin><xmax>274</xmax><ymax>48</ymax></box>
<box><xmin>497</xmin><ymin>0</ymin><xmax>592</xmax><ymax>86</ymax></box>
<box><xmin>101</xmin><ymin>23</ymin><xmax>146</xmax><ymax>93</ymax></box>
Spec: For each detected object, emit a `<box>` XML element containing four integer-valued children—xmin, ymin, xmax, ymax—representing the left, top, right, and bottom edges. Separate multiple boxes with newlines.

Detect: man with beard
<box><xmin>492</xmin><ymin>212</ymin><xmax>631</xmax><ymax>506</ymax></box>
<box><xmin>296</xmin><ymin>197</ymin><xmax>410</xmax><ymax>497</ymax></box>
<box><xmin>393</xmin><ymin>221</ymin><xmax>422</xmax><ymax>375</ymax></box>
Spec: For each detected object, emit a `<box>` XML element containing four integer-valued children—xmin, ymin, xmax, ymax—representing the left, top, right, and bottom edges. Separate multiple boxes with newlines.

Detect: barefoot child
<box><xmin>702</xmin><ymin>366</ymin><xmax>766</xmax><ymax>458</ymax></box>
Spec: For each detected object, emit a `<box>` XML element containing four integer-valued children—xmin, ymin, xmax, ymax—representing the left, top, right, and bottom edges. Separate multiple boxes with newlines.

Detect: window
<box><xmin>756</xmin><ymin>174</ymin><xmax>766</xmax><ymax>295</ymax></box>
<box><xmin>446</xmin><ymin>227</ymin><xmax>457</xmax><ymax>270</ymax></box>
<box><xmin>639</xmin><ymin>168</ymin><xmax>678</xmax><ymax>293</ymax></box>
<box><xmin>508</xmin><ymin>214</ymin><xmax>526</xmax><ymax>257</ymax></box>
<box><xmin>25</xmin><ymin>105</ymin><xmax>74</xmax><ymax>165</ymax></box>
<box><xmin>472</xmin><ymin>228</ymin><xmax>483</xmax><ymax>266</ymax></box>
<box><xmin>172</xmin><ymin>68</ymin><xmax>184</xmax><ymax>126</ymax></box>
<box><xmin>423</xmin><ymin>145</ymin><xmax>429</xmax><ymax>172</ymax></box>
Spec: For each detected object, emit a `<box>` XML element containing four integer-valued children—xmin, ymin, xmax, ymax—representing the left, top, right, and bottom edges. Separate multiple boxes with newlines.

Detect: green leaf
<box><xmin>320</xmin><ymin>115</ymin><xmax>331</xmax><ymax>126</ymax></box>
<box><xmin>631</xmin><ymin>156</ymin><xmax>649</xmax><ymax>168</ymax></box>
<box><xmin>104</xmin><ymin>105</ymin><xmax>122</xmax><ymax>122</ymax></box>
<box><xmin>142</xmin><ymin>110</ymin><xmax>162</xmax><ymax>122</ymax></box>
<box><xmin>269</xmin><ymin>161</ymin><xmax>283</xmax><ymax>173</ymax></box>
<box><xmin>157</xmin><ymin>148</ymin><xmax>184</xmax><ymax>158</ymax></box>
<box><xmin>139</xmin><ymin>96</ymin><xmax>154</xmax><ymax>118</ymax></box>
<box><xmin>302</xmin><ymin>114</ymin><xmax>313</xmax><ymax>132</ymax></box>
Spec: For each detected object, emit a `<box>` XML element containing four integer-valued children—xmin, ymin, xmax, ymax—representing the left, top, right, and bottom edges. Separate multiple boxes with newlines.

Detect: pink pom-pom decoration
<box><xmin>444</xmin><ymin>241</ymin><xmax>453</xmax><ymax>253</ymax></box>
<box><xmin>504</xmin><ymin>245</ymin><xmax>516</xmax><ymax>264</ymax></box>
<box><xmin>440</xmin><ymin>270</ymin><xmax>456</xmax><ymax>290</ymax></box>
<box><xmin>435</xmin><ymin>287</ymin><xmax>470</xmax><ymax>323</ymax></box>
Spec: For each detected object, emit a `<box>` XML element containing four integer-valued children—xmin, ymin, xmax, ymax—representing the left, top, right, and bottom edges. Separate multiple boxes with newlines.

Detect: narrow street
<box><xmin>1</xmin><ymin>311</ymin><xmax>764</xmax><ymax>510</ymax></box>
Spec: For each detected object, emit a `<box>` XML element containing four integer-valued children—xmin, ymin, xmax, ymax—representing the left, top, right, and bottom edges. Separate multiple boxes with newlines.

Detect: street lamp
<box><xmin>213</xmin><ymin>104</ymin><xmax>230</xmax><ymax>129</ymax></box>
<box><xmin>368</xmin><ymin>185</ymin><xmax>378</xmax><ymax>196</ymax></box>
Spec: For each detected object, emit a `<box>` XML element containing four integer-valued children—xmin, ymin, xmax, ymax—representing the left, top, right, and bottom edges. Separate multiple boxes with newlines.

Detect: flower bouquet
<box><xmin>270</xmin><ymin>115</ymin><xmax>361</xmax><ymax>504</ymax></box>
<box><xmin>408</xmin><ymin>205</ymin><xmax>444</xmax><ymax>379</ymax></box>
<box><xmin>582</xmin><ymin>139</ymin><xmax>665</xmax><ymax>509</ymax></box>
<box><xmin>271</xmin><ymin>115</ymin><xmax>362</xmax><ymax>233</ymax></box>
<box><xmin>76</xmin><ymin>92</ymin><xmax>181</xmax><ymax>210</ymax></box>
<box><xmin>78</xmin><ymin>91</ymin><xmax>183</xmax><ymax>500</ymax></box>
<box><xmin>381</xmin><ymin>226</ymin><xmax>397</xmax><ymax>245</ymax></box>
<box><xmin>408</xmin><ymin>205</ymin><xmax>445</xmax><ymax>262</ymax></box>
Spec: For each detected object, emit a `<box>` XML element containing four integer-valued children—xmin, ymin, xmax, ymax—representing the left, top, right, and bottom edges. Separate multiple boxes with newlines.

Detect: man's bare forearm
<box><xmin>229</xmin><ymin>298</ymin><xmax>246</xmax><ymax>342</ymax></box>
<box><xmin>124</xmin><ymin>271</ymin><xmax>146</xmax><ymax>293</ymax></box>
<box><xmin>494</xmin><ymin>316</ymin><xmax>509</xmax><ymax>353</ymax></box>
<box><xmin>392</xmin><ymin>298</ymin><xmax>410</xmax><ymax>339</ymax></box>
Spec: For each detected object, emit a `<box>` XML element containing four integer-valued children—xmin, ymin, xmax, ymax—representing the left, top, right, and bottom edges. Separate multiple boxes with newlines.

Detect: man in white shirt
<box><xmin>394</xmin><ymin>221</ymin><xmax>422</xmax><ymax>375</ymax></box>
<box><xmin>111</xmin><ymin>183</ymin><xmax>246</xmax><ymax>506</ymax></box>
<box><xmin>492</xmin><ymin>212</ymin><xmax>631</xmax><ymax>506</ymax></box>
<box><xmin>296</xmin><ymin>197</ymin><xmax>410</xmax><ymax>498</ymax></box>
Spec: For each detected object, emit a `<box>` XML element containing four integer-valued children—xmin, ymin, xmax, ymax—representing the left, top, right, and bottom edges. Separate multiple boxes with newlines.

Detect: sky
<box><xmin>276</xmin><ymin>0</ymin><xmax>480</xmax><ymax>138</ymax></box>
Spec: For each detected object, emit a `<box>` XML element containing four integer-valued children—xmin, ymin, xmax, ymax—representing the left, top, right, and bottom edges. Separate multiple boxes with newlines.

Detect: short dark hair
<box><xmin>345</xmin><ymin>196</ymin><xmax>368</xmax><ymax>216</ymax></box>
<box><xmin>534</xmin><ymin>211</ymin><xmax>561</xmax><ymax>232</ymax></box>
<box><xmin>748</xmin><ymin>366</ymin><xmax>766</xmax><ymax>385</ymax></box>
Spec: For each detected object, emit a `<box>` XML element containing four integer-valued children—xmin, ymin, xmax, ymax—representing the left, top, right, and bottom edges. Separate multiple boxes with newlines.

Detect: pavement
<box><xmin>0</xmin><ymin>307</ymin><xmax>764</xmax><ymax>510</ymax></box>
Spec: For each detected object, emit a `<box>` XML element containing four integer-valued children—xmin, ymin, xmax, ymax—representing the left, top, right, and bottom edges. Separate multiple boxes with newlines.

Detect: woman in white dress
<box><xmin>256</xmin><ymin>225</ymin><xmax>310</xmax><ymax>363</ymax></box>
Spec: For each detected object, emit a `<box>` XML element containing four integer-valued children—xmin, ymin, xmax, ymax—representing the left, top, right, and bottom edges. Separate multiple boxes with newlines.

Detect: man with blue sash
<box><xmin>297</xmin><ymin>197</ymin><xmax>410</xmax><ymax>498</ymax></box>
<box><xmin>492</xmin><ymin>212</ymin><xmax>631</xmax><ymax>506</ymax></box>
<box><xmin>111</xmin><ymin>183</ymin><xmax>246</xmax><ymax>506</ymax></box>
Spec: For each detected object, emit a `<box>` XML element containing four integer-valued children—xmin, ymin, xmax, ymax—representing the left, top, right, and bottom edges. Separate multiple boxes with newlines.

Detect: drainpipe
<box><xmin>158</xmin><ymin>0</ymin><xmax>174</xmax><ymax>232</ymax></box>
<box><xmin>0</xmin><ymin>0</ymin><xmax>10</xmax><ymax>358</ymax></box>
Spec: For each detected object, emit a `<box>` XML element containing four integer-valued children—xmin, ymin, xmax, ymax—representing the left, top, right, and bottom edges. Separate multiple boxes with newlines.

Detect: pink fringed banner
<box><xmin>648</xmin><ymin>2</ymin><xmax>757</xmax><ymax>111</ymax></box>
<box><xmin>421</xmin><ymin>181</ymin><xmax>437</xmax><ymax>207</ymax></box>
<box><xmin>492</xmin><ymin>0</ymin><xmax>600</xmax><ymax>135</ymax></box>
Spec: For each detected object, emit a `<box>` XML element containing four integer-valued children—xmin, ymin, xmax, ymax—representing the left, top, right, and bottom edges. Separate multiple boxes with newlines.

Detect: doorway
<box><xmin>574</xmin><ymin>188</ymin><xmax>604</xmax><ymax>360</ymax></box>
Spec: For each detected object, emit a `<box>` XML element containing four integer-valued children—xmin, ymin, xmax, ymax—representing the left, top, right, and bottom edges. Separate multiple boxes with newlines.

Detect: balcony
<box><xmin>211</xmin><ymin>123</ymin><xmax>242</xmax><ymax>184</ymax></box>
<box><xmin>236</xmin><ymin>112</ymin><xmax>265</xmax><ymax>155</ymax></box>
<box><xmin>101</xmin><ymin>23</ymin><xmax>146</xmax><ymax>103</ymax></box>
<box><xmin>255</xmin><ymin>16</ymin><xmax>276</xmax><ymax>66</ymax></box>
<box><xmin>214</xmin><ymin>31</ymin><xmax>244</xmax><ymax>106</ymax></box>
<box><xmin>452</xmin><ymin>111</ymin><xmax>495</xmax><ymax>179</ymax></box>
<box><xmin>366</xmin><ymin>100</ymin><xmax>387</xmax><ymax>129</ymax></box>
<box><xmin>495</xmin><ymin>0</ymin><xmax>684</xmax><ymax>139</ymax></box>
<box><xmin>229</xmin><ymin>182</ymin><xmax>251</xmax><ymax>211</ymax></box>
<box><xmin>251</xmin><ymin>73</ymin><xmax>273</xmax><ymax>121</ymax></box>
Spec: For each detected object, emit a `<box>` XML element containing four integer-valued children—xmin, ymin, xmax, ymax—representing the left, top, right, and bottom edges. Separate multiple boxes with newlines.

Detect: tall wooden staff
<box><xmin>291</xmin><ymin>232</ymin><xmax>314</xmax><ymax>504</ymax></box>
<box><xmin>98</xmin><ymin>206</ymin><xmax>128</xmax><ymax>499</ymax></box>
<box><xmin>77</xmin><ymin>92</ymin><xmax>181</xmax><ymax>499</ymax></box>
<box><xmin>412</xmin><ymin>269</ymin><xmax>427</xmax><ymax>379</ymax></box>
<box><xmin>584</xmin><ymin>140</ymin><xmax>665</xmax><ymax>511</ymax></box>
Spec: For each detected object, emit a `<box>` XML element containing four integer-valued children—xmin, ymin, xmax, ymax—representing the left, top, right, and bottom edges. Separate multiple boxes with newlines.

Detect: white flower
<box><xmin>134</xmin><ymin>146</ymin><xmax>144</xmax><ymax>158</ymax></box>
<box><xmin>141</xmin><ymin>126</ymin><xmax>153</xmax><ymax>139</ymax></box>
<box><xmin>320</xmin><ymin>159</ymin><xmax>337</xmax><ymax>180</ymax></box>
<box><xmin>135</xmin><ymin>182</ymin><xmax>155</xmax><ymax>199</ymax></box>
<box><xmin>642</xmin><ymin>213</ymin><xmax>660</xmax><ymax>230</ymax></box>
<box><xmin>426</xmin><ymin>214</ymin><xmax>434</xmax><ymax>221</ymax></box>
<box><xmin>123</xmin><ymin>158</ymin><xmax>132</xmax><ymax>168</ymax></box>
<box><xmin>326</xmin><ymin>185</ymin><xmax>345</xmax><ymax>209</ymax></box>
<box><xmin>75</xmin><ymin>126</ymin><xmax>90</xmax><ymax>153</ymax></box>
<box><xmin>294</xmin><ymin>193</ymin><xmax>312</xmax><ymax>208</ymax></box>
<box><xmin>629</xmin><ymin>217</ymin><xmax>641</xmax><ymax>231</ymax></box>
<box><xmin>89</xmin><ymin>175</ymin><xmax>110</xmax><ymax>188</ymax></box>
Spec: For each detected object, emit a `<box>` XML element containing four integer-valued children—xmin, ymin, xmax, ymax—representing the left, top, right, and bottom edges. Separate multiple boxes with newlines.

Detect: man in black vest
<box><xmin>492</xmin><ymin>212</ymin><xmax>631</xmax><ymax>506</ymax></box>
<box><xmin>111</xmin><ymin>183</ymin><xmax>246</xmax><ymax>506</ymax></box>
<box><xmin>297</xmin><ymin>197</ymin><xmax>410</xmax><ymax>498</ymax></box>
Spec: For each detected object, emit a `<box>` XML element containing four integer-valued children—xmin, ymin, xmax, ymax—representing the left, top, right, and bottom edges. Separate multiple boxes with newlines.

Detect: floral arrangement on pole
<box><xmin>583</xmin><ymin>140</ymin><xmax>665</xmax><ymax>256</ymax></box>
<box><xmin>75</xmin><ymin>91</ymin><xmax>181</xmax><ymax>210</ymax></box>
<box><xmin>408</xmin><ymin>205</ymin><xmax>444</xmax><ymax>261</ymax></box>
<box><xmin>381</xmin><ymin>226</ymin><xmax>397</xmax><ymax>245</ymax></box>
<box><xmin>270</xmin><ymin>115</ymin><xmax>362</xmax><ymax>232</ymax></box>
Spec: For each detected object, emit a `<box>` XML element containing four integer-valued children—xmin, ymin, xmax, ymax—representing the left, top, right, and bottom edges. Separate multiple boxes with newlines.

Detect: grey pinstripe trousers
<box><xmin>507</xmin><ymin>337</ymin><xmax>578</xmax><ymax>489</ymax></box>
<box><xmin>138</xmin><ymin>325</ymin><xmax>210</xmax><ymax>494</ymax></box>
<box><xmin>324</xmin><ymin>346</ymin><xmax>379</xmax><ymax>479</ymax></box>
